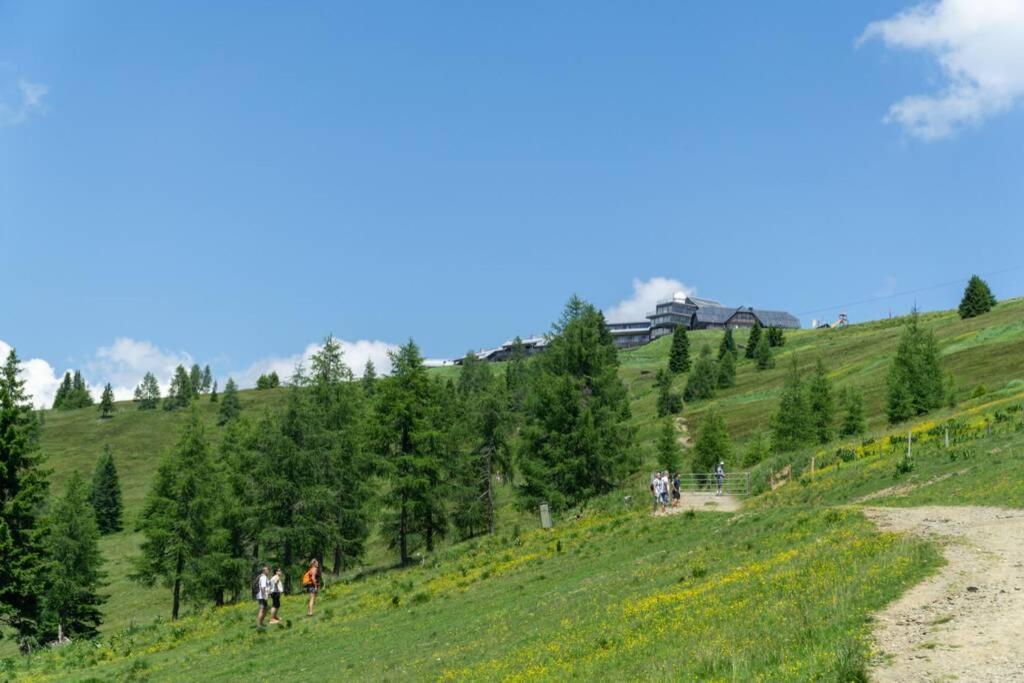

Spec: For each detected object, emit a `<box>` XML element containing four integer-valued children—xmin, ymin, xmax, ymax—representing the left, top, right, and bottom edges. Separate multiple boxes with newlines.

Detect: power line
<box><xmin>796</xmin><ymin>264</ymin><xmax>1023</xmax><ymax>317</ymax></box>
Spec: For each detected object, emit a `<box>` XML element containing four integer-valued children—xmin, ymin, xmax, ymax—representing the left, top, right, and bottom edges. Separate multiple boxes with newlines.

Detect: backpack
<box><xmin>302</xmin><ymin>569</ymin><xmax>315</xmax><ymax>588</ymax></box>
<box><xmin>251</xmin><ymin>575</ymin><xmax>261</xmax><ymax>601</ymax></box>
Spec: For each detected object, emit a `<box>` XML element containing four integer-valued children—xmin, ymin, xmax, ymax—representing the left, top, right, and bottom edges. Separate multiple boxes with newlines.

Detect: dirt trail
<box><xmin>655</xmin><ymin>492</ymin><xmax>742</xmax><ymax>514</ymax></box>
<box><xmin>864</xmin><ymin>506</ymin><xmax>1024</xmax><ymax>682</ymax></box>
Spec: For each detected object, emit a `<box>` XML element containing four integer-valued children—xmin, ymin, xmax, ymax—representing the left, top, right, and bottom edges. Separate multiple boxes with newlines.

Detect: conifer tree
<box><xmin>718</xmin><ymin>328</ymin><xmax>736</xmax><ymax>360</ymax></box>
<box><xmin>755</xmin><ymin>333</ymin><xmax>774</xmax><ymax>370</ymax></box>
<box><xmin>958</xmin><ymin>275</ymin><xmax>997</xmax><ymax>319</ymax></box>
<box><xmin>133</xmin><ymin>372</ymin><xmax>161</xmax><ymax>410</ymax></box>
<box><xmin>133</xmin><ymin>409</ymin><xmax>218</xmax><ymax>620</ymax></box>
<box><xmin>268</xmin><ymin>371</ymin><xmax>280</xmax><ymax>388</ymax></box>
<box><xmin>838</xmin><ymin>388</ymin><xmax>866</xmax><ymax>437</ymax></box>
<box><xmin>200</xmin><ymin>365</ymin><xmax>213</xmax><ymax>393</ymax></box>
<box><xmin>164</xmin><ymin>365</ymin><xmax>193</xmax><ymax>410</ymax></box>
<box><xmin>656</xmin><ymin>418</ymin><xmax>682</xmax><ymax>473</ymax></box>
<box><xmin>468</xmin><ymin>391</ymin><xmax>510</xmax><ymax>535</ymax></box>
<box><xmin>771</xmin><ymin>356</ymin><xmax>812</xmax><ymax>452</ymax></box>
<box><xmin>458</xmin><ymin>351</ymin><xmax>493</xmax><ymax>397</ymax></box>
<box><xmin>361</xmin><ymin>359</ymin><xmax>377</xmax><ymax>396</ymax></box>
<box><xmin>70</xmin><ymin>371</ymin><xmax>94</xmax><ymax>408</ymax></box>
<box><xmin>504</xmin><ymin>336</ymin><xmax>529</xmax><ymax>413</ymax></box>
<box><xmin>209</xmin><ymin>380</ymin><xmax>218</xmax><ymax>403</ymax></box>
<box><xmin>806</xmin><ymin>358</ymin><xmax>834</xmax><ymax>444</ymax></box>
<box><xmin>886</xmin><ymin>310</ymin><xmax>944</xmax><ymax>423</ymax></box>
<box><xmin>684</xmin><ymin>346</ymin><xmax>717</xmax><ymax>401</ymax></box>
<box><xmin>0</xmin><ymin>349</ymin><xmax>49</xmax><ymax>640</ymax></box>
<box><xmin>189</xmin><ymin>364</ymin><xmax>202</xmax><ymax>398</ymax></box>
<box><xmin>517</xmin><ymin>298</ymin><xmax>637</xmax><ymax>511</ymax></box>
<box><xmin>668</xmin><ymin>325</ymin><xmax>691</xmax><ymax>374</ymax></box>
<box><xmin>89</xmin><ymin>445</ymin><xmax>123</xmax><ymax>534</ymax></box>
<box><xmin>767</xmin><ymin>326</ymin><xmax>786</xmax><ymax>347</ymax></box>
<box><xmin>99</xmin><ymin>383</ymin><xmax>115</xmax><ymax>418</ymax></box>
<box><xmin>717</xmin><ymin>350</ymin><xmax>736</xmax><ymax>388</ymax></box>
<box><xmin>217</xmin><ymin>378</ymin><xmax>241</xmax><ymax>425</ymax></box>
<box><xmin>693</xmin><ymin>409</ymin><xmax>730</xmax><ymax>475</ymax></box>
<box><xmin>656</xmin><ymin>368</ymin><xmax>682</xmax><ymax>416</ymax></box>
<box><xmin>745</xmin><ymin>321</ymin><xmax>763</xmax><ymax>359</ymax></box>
<box><xmin>40</xmin><ymin>472</ymin><xmax>106</xmax><ymax>640</ymax></box>
<box><xmin>52</xmin><ymin>372</ymin><xmax>73</xmax><ymax>410</ymax></box>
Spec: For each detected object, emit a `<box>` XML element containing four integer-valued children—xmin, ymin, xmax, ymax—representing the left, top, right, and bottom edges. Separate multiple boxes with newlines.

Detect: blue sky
<box><xmin>2</xmin><ymin>1</ymin><xmax>1023</xmax><ymax>404</ymax></box>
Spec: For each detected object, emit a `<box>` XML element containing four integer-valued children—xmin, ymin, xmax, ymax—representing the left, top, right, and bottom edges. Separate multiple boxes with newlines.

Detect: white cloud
<box><xmin>0</xmin><ymin>79</ymin><xmax>49</xmax><ymax>127</ymax></box>
<box><xmin>235</xmin><ymin>338</ymin><xmax>398</xmax><ymax>389</ymax></box>
<box><xmin>860</xmin><ymin>0</ymin><xmax>1024</xmax><ymax>140</ymax></box>
<box><xmin>0</xmin><ymin>339</ymin><xmax>64</xmax><ymax>409</ymax></box>
<box><xmin>88</xmin><ymin>338</ymin><xmax>193</xmax><ymax>401</ymax></box>
<box><xmin>604</xmin><ymin>277</ymin><xmax>695</xmax><ymax>323</ymax></box>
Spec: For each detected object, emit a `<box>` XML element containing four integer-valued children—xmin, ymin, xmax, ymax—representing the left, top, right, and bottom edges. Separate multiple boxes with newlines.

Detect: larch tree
<box><xmin>806</xmin><ymin>358</ymin><xmax>834</xmax><ymax>444</ymax></box>
<box><xmin>98</xmin><ymin>383</ymin><xmax>115</xmax><ymax>418</ymax></box>
<box><xmin>164</xmin><ymin>365</ymin><xmax>193</xmax><ymax>410</ymax></box>
<box><xmin>771</xmin><ymin>356</ymin><xmax>812</xmax><ymax>453</ymax></box>
<box><xmin>886</xmin><ymin>309</ymin><xmax>944</xmax><ymax>424</ymax></box>
<box><xmin>89</xmin><ymin>445</ymin><xmax>123</xmax><ymax>534</ymax></box>
<box><xmin>693</xmin><ymin>409</ymin><xmax>731</xmax><ymax>475</ymax></box>
<box><xmin>656</xmin><ymin>418</ymin><xmax>682</xmax><ymax>473</ymax></box>
<box><xmin>217</xmin><ymin>378</ymin><xmax>241</xmax><ymax>425</ymax></box>
<box><xmin>683</xmin><ymin>346</ymin><xmax>717</xmax><ymax>401</ymax></box>
<box><xmin>200</xmin><ymin>365</ymin><xmax>213</xmax><ymax>393</ymax></box>
<box><xmin>133</xmin><ymin>372</ymin><xmax>161</xmax><ymax>410</ymax></box>
<box><xmin>189</xmin><ymin>364</ymin><xmax>203</xmax><ymax>398</ymax></box>
<box><xmin>838</xmin><ymin>387</ymin><xmax>866</xmax><ymax>437</ymax></box>
<box><xmin>361</xmin><ymin>359</ymin><xmax>377</xmax><ymax>397</ymax></box>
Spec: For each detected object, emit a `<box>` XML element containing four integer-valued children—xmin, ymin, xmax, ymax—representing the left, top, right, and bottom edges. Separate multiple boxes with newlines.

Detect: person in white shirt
<box><xmin>268</xmin><ymin>567</ymin><xmax>285</xmax><ymax>625</ymax></box>
<box><xmin>651</xmin><ymin>472</ymin><xmax>661</xmax><ymax>512</ymax></box>
<box><xmin>660</xmin><ymin>472</ymin><xmax>670</xmax><ymax>508</ymax></box>
<box><xmin>256</xmin><ymin>565</ymin><xmax>271</xmax><ymax>627</ymax></box>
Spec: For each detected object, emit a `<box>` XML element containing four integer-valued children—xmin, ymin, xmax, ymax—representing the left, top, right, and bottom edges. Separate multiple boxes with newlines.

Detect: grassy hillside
<box><xmin>5</xmin><ymin>298</ymin><xmax>1024</xmax><ymax>678</ymax></box>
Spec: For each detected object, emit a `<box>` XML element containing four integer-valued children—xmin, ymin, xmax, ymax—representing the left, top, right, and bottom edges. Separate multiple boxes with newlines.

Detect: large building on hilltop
<box><xmin>646</xmin><ymin>293</ymin><xmax>800</xmax><ymax>341</ymax></box>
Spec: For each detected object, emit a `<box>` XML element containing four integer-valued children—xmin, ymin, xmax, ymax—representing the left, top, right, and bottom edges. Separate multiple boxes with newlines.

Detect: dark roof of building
<box><xmin>693</xmin><ymin>305</ymin><xmax>735</xmax><ymax>325</ymax></box>
<box><xmin>686</xmin><ymin>296</ymin><xmax>722</xmax><ymax>307</ymax></box>
<box><xmin>751</xmin><ymin>309</ymin><xmax>800</xmax><ymax>328</ymax></box>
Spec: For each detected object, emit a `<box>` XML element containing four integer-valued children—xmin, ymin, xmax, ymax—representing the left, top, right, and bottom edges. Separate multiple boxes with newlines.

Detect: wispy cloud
<box><xmin>604</xmin><ymin>277</ymin><xmax>694</xmax><ymax>323</ymax></box>
<box><xmin>0</xmin><ymin>78</ymin><xmax>49</xmax><ymax>127</ymax></box>
<box><xmin>859</xmin><ymin>0</ymin><xmax>1024</xmax><ymax>140</ymax></box>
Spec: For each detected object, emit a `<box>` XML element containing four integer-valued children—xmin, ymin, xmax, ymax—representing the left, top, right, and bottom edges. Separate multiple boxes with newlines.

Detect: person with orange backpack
<box><xmin>302</xmin><ymin>558</ymin><xmax>322</xmax><ymax>616</ymax></box>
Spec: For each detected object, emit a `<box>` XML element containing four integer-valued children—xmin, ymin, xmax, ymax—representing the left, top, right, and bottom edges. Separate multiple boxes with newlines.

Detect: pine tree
<box><xmin>209</xmin><ymin>380</ymin><xmax>218</xmax><ymax>403</ymax></box>
<box><xmin>164</xmin><ymin>365</ymin><xmax>193</xmax><ymax>410</ymax></box>
<box><xmin>361</xmin><ymin>359</ymin><xmax>377</xmax><ymax>397</ymax></box>
<box><xmin>458</xmin><ymin>351</ymin><xmax>493</xmax><ymax>396</ymax></box>
<box><xmin>89</xmin><ymin>445</ymin><xmax>123</xmax><ymax>534</ymax></box>
<box><xmin>189</xmin><ymin>364</ymin><xmax>202</xmax><ymax>398</ymax></box>
<box><xmin>132</xmin><ymin>409</ymin><xmax>218</xmax><ymax>620</ymax></box>
<box><xmin>656</xmin><ymin>368</ymin><xmax>682</xmax><ymax>416</ymax></box>
<box><xmin>200</xmin><ymin>365</ymin><xmax>213</xmax><ymax>393</ymax></box>
<box><xmin>771</xmin><ymin>356</ymin><xmax>812</xmax><ymax>452</ymax></box>
<box><xmin>70</xmin><ymin>371</ymin><xmax>94</xmax><ymax>409</ymax></box>
<box><xmin>0</xmin><ymin>349</ymin><xmax>50</xmax><ymax>640</ymax></box>
<box><xmin>504</xmin><ymin>336</ymin><xmax>529</xmax><ymax>413</ymax></box>
<box><xmin>838</xmin><ymin>388</ymin><xmax>866</xmax><ymax>437</ymax></box>
<box><xmin>718</xmin><ymin>329</ymin><xmax>736</xmax><ymax>360</ymax></box>
<box><xmin>133</xmin><ymin>372</ymin><xmax>161</xmax><ymax>410</ymax></box>
<box><xmin>693</xmin><ymin>409</ymin><xmax>730</xmax><ymax>475</ymax></box>
<box><xmin>684</xmin><ymin>346</ymin><xmax>717</xmax><ymax>401</ymax></box>
<box><xmin>958</xmin><ymin>275</ymin><xmax>997</xmax><ymax>319</ymax></box>
<box><xmin>806</xmin><ymin>358</ymin><xmax>834</xmax><ymax>444</ymax></box>
<box><xmin>656</xmin><ymin>418</ymin><xmax>682</xmax><ymax>473</ymax></box>
<box><xmin>717</xmin><ymin>350</ymin><xmax>736</xmax><ymax>388</ymax></box>
<box><xmin>517</xmin><ymin>298</ymin><xmax>637</xmax><ymax>512</ymax></box>
<box><xmin>217</xmin><ymin>377</ymin><xmax>241</xmax><ymax>425</ymax></box>
<box><xmin>668</xmin><ymin>325</ymin><xmax>691</xmax><ymax>374</ymax></box>
<box><xmin>886</xmin><ymin>309</ymin><xmax>944</xmax><ymax>423</ymax></box>
<box><xmin>99</xmin><ymin>383</ymin><xmax>115</xmax><ymax>418</ymax></box>
<box><xmin>40</xmin><ymin>472</ymin><xmax>106</xmax><ymax>640</ymax></box>
<box><xmin>52</xmin><ymin>372</ymin><xmax>73</xmax><ymax>410</ymax></box>
<box><xmin>469</xmin><ymin>391</ymin><xmax>510</xmax><ymax>535</ymax></box>
<box><xmin>767</xmin><ymin>326</ymin><xmax>786</xmax><ymax>347</ymax></box>
<box><xmin>745</xmin><ymin>321</ymin><xmax>763</xmax><ymax>359</ymax></box>
<box><xmin>755</xmin><ymin>333</ymin><xmax>774</xmax><ymax>370</ymax></box>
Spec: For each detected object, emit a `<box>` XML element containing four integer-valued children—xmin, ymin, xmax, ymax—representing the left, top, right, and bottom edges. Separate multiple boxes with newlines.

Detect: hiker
<box><xmin>715</xmin><ymin>461</ymin><xmax>725</xmax><ymax>496</ymax></box>
<box><xmin>268</xmin><ymin>567</ymin><xmax>285</xmax><ymax>625</ymax></box>
<box><xmin>660</xmin><ymin>471</ymin><xmax>670</xmax><ymax>510</ymax></box>
<box><xmin>302</xmin><ymin>558</ymin><xmax>322</xmax><ymax>616</ymax></box>
<box><xmin>671</xmin><ymin>472</ymin><xmax>681</xmax><ymax>507</ymax></box>
<box><xmin>255</xmin><ymin>565</ymin><xmax>271</xmax><ymax>627</ymax></box>
<box><xmin>650</xmin><ymin>472</ymin><xmax>660</xmax><ymax>512</ymax></box>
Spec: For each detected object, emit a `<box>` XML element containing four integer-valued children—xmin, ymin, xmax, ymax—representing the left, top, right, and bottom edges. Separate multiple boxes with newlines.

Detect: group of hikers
<box><xmin>650</xmin><ymin>462</ymin><xmax>726</xmax><ymax>514</ymax></box>
<box><xmin>253</xmin><ymin>558</ymin><xmax>323</xmax><ymax>627</ymax></box>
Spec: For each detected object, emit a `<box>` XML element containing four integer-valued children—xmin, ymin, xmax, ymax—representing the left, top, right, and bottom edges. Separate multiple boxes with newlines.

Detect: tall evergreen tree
<box><xmin>465</xmin><ymin>390</ymin><xmax>510</xmax><ymax>535</ymax></box>
<box><xmin>89</xmin><ymin>446</ymin><xmax>123</xmax><ymax>534</ymax></box>
<box><xmin>656</xmin><ymin>418</ymin><xmax>682</xmax><ymax>473</ymax></box>
<box><xmin>518</xmin><ymin>298</ymin><xmax>637</xmax><ymax>511</ymax></box>
<box><xmin>200</xmin><ymin>365</ymin><xmax>213</xmax><ymax>393</ymax></box>
<box><xmin>133</xmin><ymin>372</ymin><xmax>161</xmax><ymax>410</ymax></box>
<box><xmin>958</xmin><ymin>275</ymin><xmax>997</xmax><ymax>319</ymax></box>
<box><xmin>504</xmin><ymin>336</ymin><xmax>529</xmax><ymax>413</ymax></box>
<box><xmin>164</xmin><ymin>365</ymin><xmax>193</xmax><ymax>410</ymax></box>
<box><xmin>217</xmin><ymin>378</ymin><xmax>241</xmax><ymax>425</ymax></box>
<box><xmin>52</xmin><ymin>372</ymin><xmax>73</xmax><ymax>410</ymax></box>
<box><xmin>132</xmin><ymin>409</ymin><xmax>218</xmax><ymax>619</ymax></box>
<box><xmin>745</xmin><ymin>321</ymin><xmax>763</xmax><ymax>359</ymax></box>
<box><xmin>457</xmin><ymin>351</ymin><xmax>493</xmax><ymax>396</ymax></box>
<box><xmin>668</xmin><ymin>325</ymin><xmax>691</xmax><ymax>374</ymax></box>
<box><xmin>189</xmin><ymin>364</ymin><xmax>202</xmax><ymax>398</ymax></box>
<box><xmin>70</xmin><ymin>371</ymin><xmax>94</xmax><ymax>408</ymax></box>
<box><xmin>209</xmin><ymin>380</ymin><xmax>218</xmax><ymax>403</ymax></box>
<box><xmin>98</xmin><ymin>383</ymin><xmax>115</xmax><ymax>418</ymax></box>
<box><xmin>361</xmin><ymin>359</ymin><xmax>378</xmax><ymax>397</ymax></box>
<box><xmin>771</xmin><ymin>356</ymin><xmax>812</xmax><ymax>452</ymax></box>
<box><xmin>838</xmin><ymin>387</ymin><xmax>866</xmax><ymax>437</ymax></box>
<box><xmin>693</xmin><ymin>409</ymin><xmax>730</xmax><ymax>474</ymax></box>
<box><xmin>886</xmin><ymin>310</ymin><xmax>944</xmax><ymax>423</ymax></box>
<box><xmin>40</xmin><ymin>472</ymin><xmax>106</xmax><ymax>641</ymax></box>
<box><xmin>0</xmin><ymin>349</ymin><xmax>49</xmax><ymax>640</ymax></box>
<box><xmin>717</xmin><ymin>350</ymin><xmax>736</xmax><ymax>388</ymax></box>
<box><xmin>806</xmin><ymin>358</ymin><xmax>834</xmax><ymax>444</ymax></box>
<box><xmin>767</xmin><ymin>326</ymin><xmax>786</xmax><ymax>347</ymax></box>
<box><xmin>718</xmin><ymin>328</ymin><xmax>736</xmax><ymax>360</ymax></box>
<box><xmin>755</xmin><ymin>333</ymin><xmax>774</xmax><ymax>370</ymax></box>
<box><xmin>684</xmin><ymin>346</ymin><xmax>717</xmax><ymax>401</ymax></box>
<box><xmin>656</xmin><ymin>368</ymin><xmax>682</xmax><ymax>417</ymax></box>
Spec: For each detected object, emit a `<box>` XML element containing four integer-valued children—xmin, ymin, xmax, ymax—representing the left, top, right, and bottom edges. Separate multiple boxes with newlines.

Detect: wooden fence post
<box><xmin>944</xmin><ymin>426</ymin><xmax>949</xmax><ymax>449</ymax></box>
<box><xmin>907</xmin><ymin>430</ymin><xmax>912</xmax><ymax>460</ymax></box>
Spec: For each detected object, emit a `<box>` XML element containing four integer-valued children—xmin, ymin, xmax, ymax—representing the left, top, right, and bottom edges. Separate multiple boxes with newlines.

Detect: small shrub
<box><xmin>895</xmin><ymin>457</ymin><xmax>914</xmax><ymax>476</ymax></box>
<box><xmin>971</xmin><ymin>384</ymin><xmax>987</xmax><ymax>399</ymax></box>
<box><xmin>835</xmin><ymin>447</ymin><xmax>856</xmax><ymax>463</ymax></box>
<box><xmin>391</xmin><ymin>595</ymin><xmax>401</xmax><ymax>608</ymax></box>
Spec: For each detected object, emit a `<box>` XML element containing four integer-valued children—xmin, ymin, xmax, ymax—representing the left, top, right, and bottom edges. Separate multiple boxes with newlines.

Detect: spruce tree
<box><xmin>458</xmin><ymin>351</ymin><xmax>493</xmax><ymax>397</ymax></box>
<box><xmin>717</xmin><ymin>350</ymin><xmax>736</xmax><ymax>388</ymax></box>
<box><xmin>70</xmin><ymin>371</ymin><xmax>94</xmax><ymax>408</ymax></box>
<box><xmin>99</xmin><ymin>383</ymin><xmax>115</xmax><ymax>418</ymax></box>
<box><xmin>217</xmin><ymin>377</ymin><xmax>241</xmax><ymax>425</ymax></box>
<box><xmin>504</xmin><ymin>336</ymin><xmax>529</xmax><ymax>413</ymax></box>
<box><xmin>767</xmin><ymin>326</ymin><xmax>786</xmax><ymax>347</ymax></box>
<box><xmin>189</xmin><ymin>364</ymin><xmax>202</xmax><ymax>398</ymax></box>
<box><xmin>133</xmin><ymin>372</ymin><xmax>161</xmax><ymax>410</ymax></box>
<box><xmin>838</xmin><ymin>388</ymin><xmax>866</xmax><ymax>437</ymax></box>
<box><xmin>771</xmin><ymin>356</ymin><xmax>812</xmax><ymax>452</ymax></box>
<box><xmin>517</xmin><ymin>298</ymin><xmax>637</xmax><ymax>512</ymax></box>
<box><xmin>755</xmin><ymin>333</ymin><xmax>774</xmax><ymax>370</ymax></box>
<box><xmin>886</xmin><ymin>309</ymin><xmax>944</xmax><ymax>423</ymax></box>
<box><xmin>164</xmin><ymin>365</ymin><xmax>192</xmax><ymax>410</ymax></box>
<box><xmin>52</xmin><ymin>372</ymin><xmax>73</xmax><ymax>409</ymax></box>
<box><xmin>656</xmin><ymin>368</ymin><xmax>682</xmax><ymax>416</ymax></box>
<box><xmin>361</xmin><ymin>359</ymin><xmax>377</xmax><ymax>396</ymax></box>
<box><xmin>133</xmin><ymin>408</ymin><xmax>218</xmax><ymax>620</ymax></box>
<box><xmin>40</xmin><ymin>472</ymin><xmax>106</xmax><ymax>640</ymax></box>
<box><xmin>0</xmin><ymin>349</ymin><xmax>50</xmax><ymax>640</ymax></box>
<box><xmin>89</xmin><ymin>445</ymin><xmax>123</xmax><ymax>534</ymax></box>
<box><xmin>209</xmin><ymin>380</ymin><xmax>218</xmax><ymax>403</ymax></box>
<box><xmin>656</xmin><ymin>418</ymin><xmax>682</xmax><ymax>473</ymax></box>
<box><xmin>683</xmin><ymin>346</ymin><xmax>717</xmax><ymax>402</ymax></box>
<box><xmin>806</xmin><ymin>358</ymin><xmax>834</xmax><ymax>444</ymax></box>
<box><xmin>668</xmin><ymin>325</ymin><xmax>691</xmax><ymax>374</ymax></box>
<box><xmin>745</xmin><ymin>321</ymin><xmax>763</xmax><ymax>359</ymax></box>
<box><xmin>958</xmin><ymin>275</ymin><xmax>997</xmax><ymax>319</ymax></box>
<box><xmin>718</xmin><ymin>328</ymin><xmax>736</xmax><ymax>360</ymax></box>
<box><xmin>693</xmin><ymin>409</ymin><xmax>730</xmax><ymax>475</ymax></box>
<box><xmin>200</xmin><ymin>365</ymin><xmax>213</xmax><ymax>393</ymax></box>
